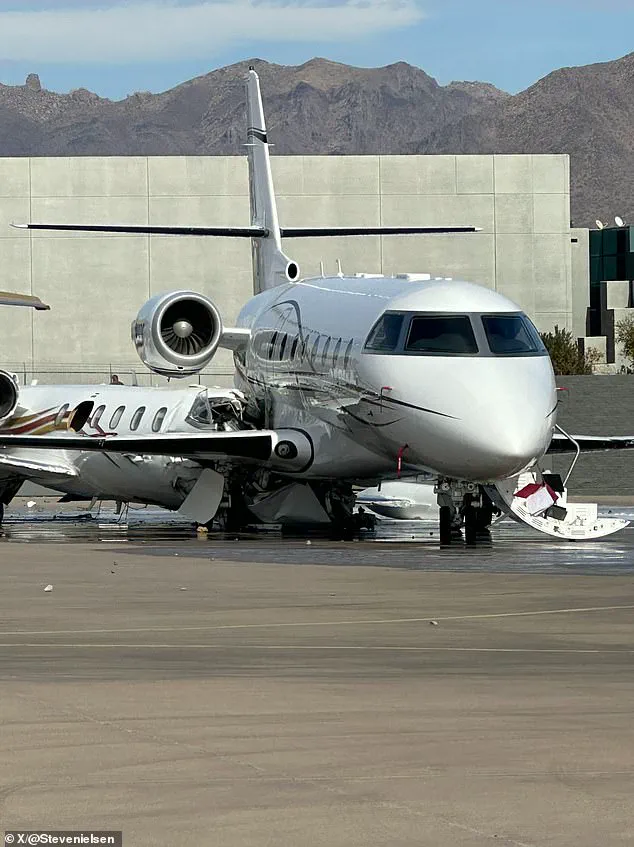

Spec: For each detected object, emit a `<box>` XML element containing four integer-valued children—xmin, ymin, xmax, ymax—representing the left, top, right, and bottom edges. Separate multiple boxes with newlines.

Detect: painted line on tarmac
<box><xmin>2</xmin><ymin>603</ymin><xmax>634</xmax><ymax>637</ymax></box>
<box><xmin>0</xmin><ymin>644</ymin><xmax>632</xmax><ymax>654</ymax></box>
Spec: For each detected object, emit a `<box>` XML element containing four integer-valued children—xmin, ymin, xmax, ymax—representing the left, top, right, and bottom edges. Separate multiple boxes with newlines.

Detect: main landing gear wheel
<box><xmin>439</xmin><ymin>505</ymin><xmax>452</xmax><ymax>545</ymax></box>
<box><xmin>462</xmin><ymin>502</ymin><xmax>478</xmax><ymax>545</ymax></box>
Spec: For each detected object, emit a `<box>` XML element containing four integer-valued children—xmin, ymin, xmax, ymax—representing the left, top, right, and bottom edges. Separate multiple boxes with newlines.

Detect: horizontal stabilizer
<box><xmin>12</xmin><ymin>223</ymin><xmax>479</xmax><ymax>238</ymax></box>
<box><xmin>0</xmin><ymin>290</ymin><xmax>50</xmax><ymax>310</ymax></box>
<box><xmin>279</xmin><ymin>226</ymin><xmax>481</xmax><ymax>237</ymax></box>
<box><xmin>12</xmin><ymin>223</ymin><xmax>269</xmax><ymax>238</ymax></box>
<box><xmin>549</xmin><ymin>433</ymin><xmax>634</xmax><ymax>453</ymax></box>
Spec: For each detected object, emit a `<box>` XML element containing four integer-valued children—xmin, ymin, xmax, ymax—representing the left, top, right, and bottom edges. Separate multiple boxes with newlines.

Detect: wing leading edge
<box><xmin>0</xmin><ymin>430</ymin><xmax>274</xmax><ymax>463</ymax></box>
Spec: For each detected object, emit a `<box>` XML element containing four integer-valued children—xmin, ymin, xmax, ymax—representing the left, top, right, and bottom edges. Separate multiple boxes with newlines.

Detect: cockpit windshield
<box><xmin>481</xmin><ymin>314</ymin><xmax>546</xmax><ymax>355</ymax></box>
<box><xmin>405</xmin><ymin>315</ymin><xmax>478</xmax><ymax>355</ymax></box>
<box><xmin>363</xmin><ymin>311</ymin><xmax>547</xmax><ymax>358</ymax></box>
<box><xmin>365</xmin><ymin>313</ymin><xmax>404</xmax><ymax>351</ymax></box>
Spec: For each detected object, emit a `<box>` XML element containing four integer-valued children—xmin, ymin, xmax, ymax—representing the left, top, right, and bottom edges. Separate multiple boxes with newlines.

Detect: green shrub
<box><xmin>615</xmin><ymin>315</ymin><xmax>634</xmax><ymax>368</ymax></box>
<box><xmin>540</xmin><ymin>325</ymin><xmax>597</xmax><ymax>375</ymax></box>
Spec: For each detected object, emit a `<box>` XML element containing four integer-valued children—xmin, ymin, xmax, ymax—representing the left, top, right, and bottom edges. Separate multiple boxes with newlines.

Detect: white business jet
<box><xmin>0</xmin><ymin>69</ymin><xmax>628</xmax><ymax>541</ymax></box>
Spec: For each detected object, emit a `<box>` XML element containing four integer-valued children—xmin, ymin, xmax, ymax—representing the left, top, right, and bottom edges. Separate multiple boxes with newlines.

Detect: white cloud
<box><xmin>0</xmin><ymin>0</ymin><xmax>425</xmax><ymax>63</ymax></box>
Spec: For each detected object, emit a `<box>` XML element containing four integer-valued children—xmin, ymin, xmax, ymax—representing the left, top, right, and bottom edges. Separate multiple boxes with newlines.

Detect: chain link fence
<box><xmin>1</xmin><ymin>363</ymin><xmax>235</xmax><ymax>389</ymax></box>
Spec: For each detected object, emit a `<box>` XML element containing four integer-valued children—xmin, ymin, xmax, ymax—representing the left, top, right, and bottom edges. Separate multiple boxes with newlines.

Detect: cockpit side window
<box><xmin>405</xmin><ymin>315</ymin><xmax>478</xmax><ymax>355</ymax></box>
<box><xmin>188</xmin><ymin>395</ymin><xmax>213</xmax><ymax>426</ymax></box>
<box><xmin>482</xmin><ymin>314</ymin><xmax>546</xmax><ymax>356</ymax></box>
<box><xmin>364</xmin><ymin>312</ymin><xmax>405</xmax><ymax>352</ymax></box>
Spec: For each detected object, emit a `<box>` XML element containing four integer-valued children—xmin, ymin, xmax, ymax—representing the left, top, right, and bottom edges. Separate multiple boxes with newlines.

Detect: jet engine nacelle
<box><xmin>131</xmin><ymin>291</ymin><xmax>223</xmax><ymax>378</ymax></box>
<box><xmin>0</xmin><ymin>370</ymin><xmax>19</xmax><ymax>422</ymax></box>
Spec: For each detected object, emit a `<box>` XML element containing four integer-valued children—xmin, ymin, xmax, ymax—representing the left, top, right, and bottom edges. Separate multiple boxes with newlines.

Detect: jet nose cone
<box><xmin>459</xmin><ymin>406</ymin><xmax>553</xmax><ymax>480</ymax></box>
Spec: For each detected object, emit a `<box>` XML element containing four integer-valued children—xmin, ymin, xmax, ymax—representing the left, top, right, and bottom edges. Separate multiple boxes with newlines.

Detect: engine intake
<box><xmin>0</xmin><ymin>370</ymin><xmax>19</xmax><ymax>421</ymax></box>
<box><xmin>132</xmin><ymin>291</ymin><xmax>223</xmax><ymax>377</ymax></box>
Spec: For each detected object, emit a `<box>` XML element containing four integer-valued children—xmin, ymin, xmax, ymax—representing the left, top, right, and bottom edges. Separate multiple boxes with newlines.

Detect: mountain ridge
<box><xmin>1</xmin><ymin>55</ymin><xmax>631</xmax><ymax>226</ymax></box>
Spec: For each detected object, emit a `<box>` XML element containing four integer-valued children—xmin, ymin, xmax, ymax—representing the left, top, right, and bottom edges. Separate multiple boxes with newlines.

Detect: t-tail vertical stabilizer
<box><xmin>246</xmin><ymin>67</ymin><xmax>300</xmax><ymax>294</ymax></box>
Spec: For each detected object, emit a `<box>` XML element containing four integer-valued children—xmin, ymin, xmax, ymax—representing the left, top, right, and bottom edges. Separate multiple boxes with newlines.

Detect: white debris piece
<box><xmin>44</xmin><ymin>584</ymin><xmax>53</xmax><ymax>593</ymax></box>
<box><xmin>429</xmin><ymin>620</ymin><xmax>439</xmax><ymax>626</ymax></box>
<box><xmin>27</xmin><ymin>500</ymin><xmax>36</xmax><ymax>508</ymax></box>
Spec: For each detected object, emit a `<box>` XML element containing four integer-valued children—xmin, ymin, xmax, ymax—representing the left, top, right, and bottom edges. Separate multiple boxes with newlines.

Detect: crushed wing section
<box><xmin>0</xmin><ymin>452</ymin><xmax>78</xmax><ymax>478</ymax></box>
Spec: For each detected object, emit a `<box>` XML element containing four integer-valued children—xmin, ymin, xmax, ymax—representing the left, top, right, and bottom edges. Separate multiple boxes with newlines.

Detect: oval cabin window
<box><xmin>332</xmin><ymin>338</ymin><xmax>342</xmax><ymax>366</ymax></box>
<box><xmin>321</xmin><ymin>337</ymin><xmax>331</xmax><ymax>365</ymax></box>
<box><xmin>152</xmin><ymin>407</ymin><xmax>167</xmax><ymax>432</ymax></box>
<box><xmin>90</xmin><ymin>405</ymin><xmax>106</xmax><ymax>428</ymax></box>
<box><xmin>343</xmin><ymin>339</ymin><xmax>353</xmax><ymax>368</ymax></box>
<box><xmin>109</xmin><ymin>406</ymin><xmax>125</xmax><ymax>429</ymax></box>
<box><xmin>54</xmin><ymin>404</ymin><xmax>69</xmax><ymax>428</ymax></box>
<box><xmin>130</xmin><ymin>406</ymin><xmax>146</xmax><ymax>431</ymax></box>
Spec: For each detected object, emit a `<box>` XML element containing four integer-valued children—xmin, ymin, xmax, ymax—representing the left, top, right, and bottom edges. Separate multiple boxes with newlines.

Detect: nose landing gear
<box><xmin>435</xmin><ymin>479</ymin><xmax>498</xmax><ymax>545</ymax></box>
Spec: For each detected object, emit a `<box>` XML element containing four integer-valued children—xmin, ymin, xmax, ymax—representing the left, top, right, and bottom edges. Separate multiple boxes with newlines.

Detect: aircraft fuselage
<box><xmin>235</xmin><ymin>274</ymin><xmax>558</xmax><ymax>482</ymax></box>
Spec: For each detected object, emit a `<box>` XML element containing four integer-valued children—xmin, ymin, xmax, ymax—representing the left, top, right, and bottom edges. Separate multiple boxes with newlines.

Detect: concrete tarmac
<box><xmin>1</xmin><ymin>525</ymin><xmax>634</xmax><ymax>846</ymax></box>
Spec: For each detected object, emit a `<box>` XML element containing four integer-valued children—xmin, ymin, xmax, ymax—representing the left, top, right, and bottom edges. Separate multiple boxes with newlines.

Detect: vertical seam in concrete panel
<box><xmin>378</xmin><ymin>156</ymin><xmax>383</xmax><ymax>273</ymax></box>
<box><xmin>29</xmin><ymin>156</ymin><xmax>34</xmax><ymax>373</ymax></box>
<box><xmin>492</xmin><ymin>156</ymin><xmax>497</xmax><ymax>291</ymax></box>
<box><xmin>530</xmin><ymin>156</ymin><xmax>537</xmax><ymax>318</ymax></box>
<box><xmin>565</xmin><ymin>155</ymin><xmax>572</xmax><ymax>330</ymax></box>
<box><xmin>146</xmin><ymin>156</ymin><xmax>151</xmax><ymax>300</ymax></box>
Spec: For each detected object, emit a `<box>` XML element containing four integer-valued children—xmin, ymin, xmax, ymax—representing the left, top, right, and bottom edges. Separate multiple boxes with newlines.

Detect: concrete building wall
<box><xmin>552</xmin><ymin>376</ymin><xmax>634</xmax><ymax>495</ymax></box>
<box><xmin>0</xmin><ymin>153</ymin><xmax>582</xmax><ymax>385</ymax></box>
<box><xmin>570</xmin><ymin>227</ymin><xmax>590</xmax><ymax>337</ymax></box>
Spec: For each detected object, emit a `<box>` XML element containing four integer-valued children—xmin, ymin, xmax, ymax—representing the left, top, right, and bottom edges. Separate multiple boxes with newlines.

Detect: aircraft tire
<box><xmin>439</xmin><ymin>505</ymin><xmax>452</xmax><ymax>545</ymax></box>
<box><xmin>463</xmin><ymin>504</ymin><xmax>477</xmax><ymax>545</ymax></box>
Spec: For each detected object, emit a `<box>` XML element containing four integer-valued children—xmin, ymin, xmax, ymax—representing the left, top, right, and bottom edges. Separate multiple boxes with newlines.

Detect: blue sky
<box><xmin>0</xmin><ymin>0</ymin><xmax>632</xmax><ymax>100</ymax></box>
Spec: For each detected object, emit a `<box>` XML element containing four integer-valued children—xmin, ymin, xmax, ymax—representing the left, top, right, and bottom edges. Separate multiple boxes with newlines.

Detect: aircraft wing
<box><xmin>549</xmin><ymin>434</ymin><xmax>634</xmax><ymax>453</ymax></box>
<box><xmin>0</xmin><ymin>430</ymin><xmax>275</xmax><ymax>464</ymax></box>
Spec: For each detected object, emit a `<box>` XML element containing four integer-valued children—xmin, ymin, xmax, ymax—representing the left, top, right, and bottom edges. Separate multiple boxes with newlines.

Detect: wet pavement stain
<box><xmin>2</xmin><ymin>504</ymin><xmax>634</xmax><ymax>574</ymax></box>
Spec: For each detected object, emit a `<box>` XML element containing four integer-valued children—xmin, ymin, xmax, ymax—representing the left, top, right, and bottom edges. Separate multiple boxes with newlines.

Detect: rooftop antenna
<box><xmin>595</xmin><ymin>220</ymin><xmax>604</xmax><ymax>230</ymax></box>
<box><xmin>336</xmin><ymin>259</ymin><xmax>344</xmax><ymax>278</ymax></box>
<box><xmin>615</xmin><ymin>216</ymin><xmax>626</xmax><ymax>227</ymax></box>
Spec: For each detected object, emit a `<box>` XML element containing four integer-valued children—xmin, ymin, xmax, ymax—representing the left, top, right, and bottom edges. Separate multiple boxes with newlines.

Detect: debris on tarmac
<box><xmin>27</xmin><ymin>501</ymin><xmax>36</xmax><ymax>509</ymax></box>
<box><xmin>44</xmin><ymin>584</ymin><xmax>53</xmax><ymax>592</ymax></box>
<box><xmin>429</xmin><ymin>620</ymin><xmax>439</xmax><ymax>626</ymax></box>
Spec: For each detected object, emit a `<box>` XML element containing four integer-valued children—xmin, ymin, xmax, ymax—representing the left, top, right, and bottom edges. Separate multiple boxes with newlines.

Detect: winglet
<box><xmin>0</xmin><ymin>291</ymin><xmax>50</xmax><ymax>310</ymax></box>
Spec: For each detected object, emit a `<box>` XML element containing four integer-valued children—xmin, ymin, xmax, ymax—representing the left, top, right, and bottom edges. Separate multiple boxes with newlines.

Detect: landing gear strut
<box><xmin>435</xmin><ymin>479</ymin><xmax>497</xmax><ymax>545</ymax></box>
